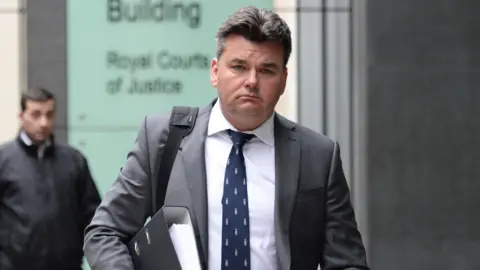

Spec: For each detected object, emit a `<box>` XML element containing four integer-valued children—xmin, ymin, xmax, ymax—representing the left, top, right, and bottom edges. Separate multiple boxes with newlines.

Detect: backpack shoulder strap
<box><xmin>152</xmin><ymin>106</ymin><xmax>199</xmax><ymax>214</ymax></box>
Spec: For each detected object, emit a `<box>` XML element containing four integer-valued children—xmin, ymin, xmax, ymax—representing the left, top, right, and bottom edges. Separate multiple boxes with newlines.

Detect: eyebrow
<box><xmin>228</xmin><ymin>58</ymin><xmax>280</xmax><ymax>69</ymax></box>
<box><xmin>228</xmin><ymin>58</ymin><xmax>248</xmax><ymax>65</ymax></box>
<box><xmin>260</xmin><ymin>62</ymin><xmax>280</xmax><ymax>70</ymax></box>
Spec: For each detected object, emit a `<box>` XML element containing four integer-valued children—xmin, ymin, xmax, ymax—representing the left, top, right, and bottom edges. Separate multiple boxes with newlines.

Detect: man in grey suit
<box><xmin>84</xmin><ymin>5</ymin><xmax>369</xmax><ymax>270</ymax></box>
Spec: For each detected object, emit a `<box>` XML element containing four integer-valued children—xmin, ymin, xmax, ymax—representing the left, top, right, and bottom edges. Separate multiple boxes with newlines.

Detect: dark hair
<box><xmin>21</xmin><ymin>87</ymin><xmax>55</xmax><ymax>111</ymax></box>
<box><xmin>216</xmin><ymin>6</ymin><xmax>292</xmax><ymax>67</ymax></box>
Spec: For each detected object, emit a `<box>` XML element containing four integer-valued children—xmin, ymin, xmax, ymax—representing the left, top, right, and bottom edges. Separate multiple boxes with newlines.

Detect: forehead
<box><xmin>25</xmin><ymin>99</ymin><xmax>55</xmax><ymax>111</ymax></box>
<box><xmin>221</xmin><ymin>35</ymin><xmax>284</xmax><ymax>64</ymax></box>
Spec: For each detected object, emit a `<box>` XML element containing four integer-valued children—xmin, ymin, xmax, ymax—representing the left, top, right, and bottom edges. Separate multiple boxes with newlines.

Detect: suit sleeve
<box><xmin>83</xmin><ymin>116</ymin><xmax>155</xmax><ymax>270</ymax></box>
<box><xmin>321</xmin><ymin>141</ymin><xmax>369</xmax><ymax>270</ymax></box>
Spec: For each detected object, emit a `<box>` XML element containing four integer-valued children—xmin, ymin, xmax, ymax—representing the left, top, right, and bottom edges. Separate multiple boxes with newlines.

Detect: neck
<box><xmin>20</xmin><ymin>130</ymin><xmax>50</xmax><ymax>146</ymax></box>
<box><xmin>215</xmin><ymin>99</ymin><xmax>274</xmax><ymax>131</ymax></box>
<box><xmin>223</xmin><ymin>111</ymin><xmax>271</xmax><ymax>132</ymax></box>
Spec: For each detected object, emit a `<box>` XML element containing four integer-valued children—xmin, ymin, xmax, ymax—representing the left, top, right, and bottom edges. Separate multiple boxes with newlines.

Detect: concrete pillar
<box><xmin>0</xmin><ymin>0</ymin><xmax>25</xmax><ymax>144</ymax></box>
<box><xmin>273</xmin><ymin>0</ymin><xmax>298</xmax><ymax>122</ymax></box>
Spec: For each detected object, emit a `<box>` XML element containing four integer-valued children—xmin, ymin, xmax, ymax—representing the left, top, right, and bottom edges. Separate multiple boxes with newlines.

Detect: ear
<box><xmin>280</xmin><ymin>67</ymin><xmax>288</xmax><ymax>95</ymax></box>
<box><xmin>210</xmin><ymin>58</ymin><xmax>219</xmax><ymax>88</ymax></box>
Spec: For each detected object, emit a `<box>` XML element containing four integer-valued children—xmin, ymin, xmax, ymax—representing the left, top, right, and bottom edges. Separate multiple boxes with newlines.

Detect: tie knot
<box><xmin>228</xmin><ymin>129</ymin><xmax>254</xmax><ymax>148</ymax></box>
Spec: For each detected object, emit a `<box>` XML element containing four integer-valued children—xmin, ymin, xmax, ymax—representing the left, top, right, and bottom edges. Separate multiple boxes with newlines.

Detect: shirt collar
<box><xmin>20</xmin><ymin>131</ymin><xmax>34</xmax><ymax>146</ymax></box>
<box><xmin>19</xmin><ymin>130</ymin><xmax>52</xmax><ymax>157</ymax></box>
<box><xmin>207</xmin><ymin>100</ymin><xmax>275</xmax><ymax>147</ymax></box>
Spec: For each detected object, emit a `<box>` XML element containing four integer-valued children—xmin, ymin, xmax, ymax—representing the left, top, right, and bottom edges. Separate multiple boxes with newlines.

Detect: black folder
<box><xmin>127</xmin><ymin>107</ymin><xmax>201</xmax><ymax>270</ymax></box>
<box><xmin>127</xmin><ymin>205</ymin><xmax>202</xmax><ymax>270</ymax></box>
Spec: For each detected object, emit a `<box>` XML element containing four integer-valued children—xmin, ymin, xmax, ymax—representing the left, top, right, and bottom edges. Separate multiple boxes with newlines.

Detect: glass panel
<box><xmin>67</xmin><ymin>0</ymin><xmax>274</xmax><ymax>128</ymax></box>
<box><xmin>298</xmin><ymin>11</ymin><xmax>325</xmax><ymax>133</ymax></box>
<box><xmin>326</xmin><ymin>0</ymin><xmax>350</xmax><ymax>9</ymax></box>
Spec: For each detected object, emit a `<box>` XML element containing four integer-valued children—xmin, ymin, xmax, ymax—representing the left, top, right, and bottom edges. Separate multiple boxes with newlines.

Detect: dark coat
<box><xmin>0</xmin><ymin>135</ymin><xmax>101</xmax><ymax>270</ymax></box>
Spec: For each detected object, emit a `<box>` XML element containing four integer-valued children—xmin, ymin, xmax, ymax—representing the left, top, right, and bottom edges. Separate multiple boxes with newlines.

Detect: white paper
<box><xmin>169</xmin><ymin>224</ymin><xmax>202</xmax><ymax>270</ymax></box>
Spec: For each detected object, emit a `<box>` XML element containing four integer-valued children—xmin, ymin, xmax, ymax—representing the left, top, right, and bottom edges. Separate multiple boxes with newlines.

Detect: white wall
<box><xmin>0</xmin><ymin>0</ymin><xmax>24</xmax><ymax>144</ymax></box>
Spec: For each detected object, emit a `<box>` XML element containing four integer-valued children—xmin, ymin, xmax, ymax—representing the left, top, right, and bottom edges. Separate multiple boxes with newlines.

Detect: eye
<box><xmin>232</xmin><ymin>65</ymin><xmax>245</xmax><ymax>71</ymax></box>
<box><xmin>31</xmin><ymin>111</ymin><xmax>41</xmax><ymax>119</ymax></box>
<box><xmin>260</xmin><ymin>69</ymin><xmax>273</xmax><ymax>73</ymax></box>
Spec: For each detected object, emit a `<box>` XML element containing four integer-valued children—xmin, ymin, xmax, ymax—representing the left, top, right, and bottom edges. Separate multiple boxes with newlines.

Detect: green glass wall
<box><xmin>67</xmin><ymin>0</ymin><xmax>273</xmax><ymax>196</ymax></box>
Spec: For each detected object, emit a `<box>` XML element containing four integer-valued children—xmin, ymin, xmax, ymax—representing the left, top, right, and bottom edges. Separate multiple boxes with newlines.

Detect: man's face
<box><xmin>19</xmin><ymin>100</ymin><xmax>55</xmax><ymax>143</ymax></box>
<box><xmin>210</xmin><ymin>35</ymin><xmax>287</xmax><ymax>125</ymax></box>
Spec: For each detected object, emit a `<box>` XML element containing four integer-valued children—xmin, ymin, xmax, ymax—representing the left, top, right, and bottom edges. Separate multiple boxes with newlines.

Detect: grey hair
<box><xmin>215</xmin><ymin>6</ymin><xmax>292</xmax><ymax>67</ymax></box>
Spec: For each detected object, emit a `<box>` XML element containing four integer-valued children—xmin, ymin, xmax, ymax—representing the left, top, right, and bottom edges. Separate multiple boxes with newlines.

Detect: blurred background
<box><xmin>1</xmin><ymin>0</ymin><xmax>479</xmax><ymax>269</ymax></box>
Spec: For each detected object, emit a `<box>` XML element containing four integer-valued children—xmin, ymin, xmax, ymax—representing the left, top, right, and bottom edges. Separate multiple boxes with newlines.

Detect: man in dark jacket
<box><xmin>0</xmin><ymin>87</ymin><xmax>101</xmax><ymax>270</ymax></box>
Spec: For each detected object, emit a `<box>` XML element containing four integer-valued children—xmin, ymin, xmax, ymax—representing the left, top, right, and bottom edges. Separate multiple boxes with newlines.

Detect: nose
<box><xmin>39</xmin><ymin>116</ymin><xmax>49</xmax><ymax>128</ymax></box>
<box><xmin>245</xmin><ymin>69</ymin><xmax>258</xmax><ymax>89</ymax></box>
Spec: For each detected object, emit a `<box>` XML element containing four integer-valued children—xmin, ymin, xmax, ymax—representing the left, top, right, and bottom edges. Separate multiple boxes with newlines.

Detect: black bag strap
<box><xmin>152</xmin><ymin>106</ymin><xmax>199</xmax><ymax>214</ymax></box>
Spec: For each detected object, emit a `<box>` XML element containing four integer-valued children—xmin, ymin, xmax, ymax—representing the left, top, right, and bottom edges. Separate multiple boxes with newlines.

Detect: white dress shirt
<box><xmin>206</xmin><ymin>102</ymin><xmax>277</xmax><ymax>270</ymax></box>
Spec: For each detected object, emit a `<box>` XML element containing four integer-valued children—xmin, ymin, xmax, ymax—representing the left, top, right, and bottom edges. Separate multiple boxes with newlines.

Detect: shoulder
<box><xmin>276</xmin><ymin>114</ymin><xmax>339</xmax><ymax>173</ymax></box>
<box><xmin>139</xmin><ymin>111</ymin><xmax>172</xmax><ymax>146</ymax></box>
<box><xmin>0</xmin><ymin>140</ymin><xmax>30</xmax><ymax>178</ymax></box>
<box><xmin>0</xmin><ymin>140</ymin><xmax>20</xmax><ymax>155</ymax></box>
<box><xmin>0</xmin><ymin>140</ymin><xmax>21</xmax><ymax>168</ymax></box>
<box><xmin>53</xmin><ymin>142</ymin><xmax>89</xmax><ymax>165</ymax></box>
<box><xmin>143</xmin><ymin>105</ymin><xmax>208</xmax><ymax>130</ymax></box>
<box><xmin>141</xmin><ymin>106</ymin><xmax>208</xmax><ymax>141</ymax></box>
<box><xmin>297</xmin><ymin>124</ymin><xmax>334</xmax><ymax>148</ymax></box>
<box><xmin>277</xmin><ymin>114</ymin><xmax>335</xmax><ymax>152</ymax></box>
<box><xmin>54</xmin><ymin>142</ymin><xmax>83</xmax><ymax>155</ymax></box>
<box><xmin>144</xmin><ymin>111</ymin><xmax>171</xmax><ymax>132</ymax></box>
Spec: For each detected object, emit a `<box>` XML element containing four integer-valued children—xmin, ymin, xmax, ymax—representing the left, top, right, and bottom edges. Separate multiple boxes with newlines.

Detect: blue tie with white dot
<box><xmin>221</xmin><ymin>129</ymin><xmax>254</xmax><ymax>270</ymax></box>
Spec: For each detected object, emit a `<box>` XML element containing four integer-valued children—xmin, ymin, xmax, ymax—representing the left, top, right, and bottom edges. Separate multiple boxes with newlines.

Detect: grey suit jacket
<box><xmin>83</xmin><ymin>101</ymin><xmax>369</xmax><ymax>270</ymax></box>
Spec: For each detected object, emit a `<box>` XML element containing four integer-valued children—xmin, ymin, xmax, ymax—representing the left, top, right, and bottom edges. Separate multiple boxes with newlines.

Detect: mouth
<box><xmin>238</xmin><ymin>95</ymin><xmax>261</xmax><ymax>101</ymax></box>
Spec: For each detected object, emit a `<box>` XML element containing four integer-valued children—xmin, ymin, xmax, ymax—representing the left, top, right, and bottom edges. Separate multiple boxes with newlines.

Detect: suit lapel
<box><xmin>176</xmin><ymin>106</ymin><xmax>300</xmax><ymax>269</ymax></box>
<box><xmin>178</xmin><ymin>104</ymin><xmax>212</xmax><ymax>267</ymax></box>
<box><xmin>274</xmin><ymin>114</ymin><xmax>300</xmax><ymax>270</ymax></box>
